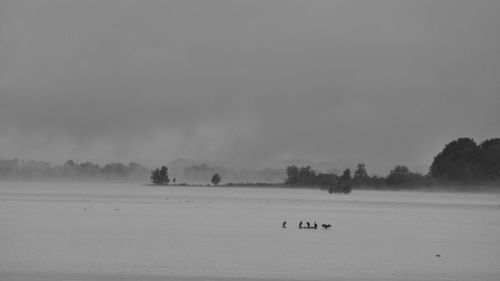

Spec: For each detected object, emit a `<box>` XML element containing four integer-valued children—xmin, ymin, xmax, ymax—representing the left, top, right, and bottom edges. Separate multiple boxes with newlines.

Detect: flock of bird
<box><xmin>282</xmin><ymin>221</ymin><xmax>332</xmax><ymax>230</ymax></box>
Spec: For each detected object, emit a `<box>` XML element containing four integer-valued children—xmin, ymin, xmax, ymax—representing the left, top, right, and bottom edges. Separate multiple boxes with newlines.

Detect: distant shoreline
<box><xmin>149</xmin><ymin>183</ymin><xmax>500</xmax><ymax>194</ymax></box>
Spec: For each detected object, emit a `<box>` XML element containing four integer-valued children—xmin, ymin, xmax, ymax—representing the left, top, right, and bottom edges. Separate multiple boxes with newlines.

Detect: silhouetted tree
<box><xmin>151</xmin><ymin>165</ymin><xmax>169</xmax><ymax>185</ymax></box>
<box><xmin>353</xmin><ymin>163</ymin><xmax>368</xmax><ymax>185</ymax></box>
<box><xmin>316</xmin><ymin>173</ymin><xmax>338</xmax><ymax>190</ymax></box>
<box><xmin>284</xmin><ymin>165</ymin><xmax>351</xmax><ymax>193</ymax></box>
<box><xmin>386</xmin><ymin>165</ymin><xmax>410</xmax><ymax>184</ymax></box>
<box><xmin>478</xmin><ymin>138</ymin><xmax>500</xmax><ymax>181</ymax></box>
<box><xmin>298</xmin><ymin>166</ymin><xmax>316</xmax><ymax>185</ymax></box>
<box><xmin>365</xmin><ymin>175</ymin><xmax>386</xmax><ymax>189</ymax></box>
<box><xmin>429</xmin><ymin>138</ymin><xmax>496</xmax><ymax>184</ymax></box>
<box><xmin>285</xmin><ymin>165</ymin><xmax>299</xmax><ymax>185</ymax></box>
<box><xmin>336</xmin><ymin>169</ymin><xmax>352</xmax><ymax>194</ymax></box>
<box><xmin>386</xmin><ymin>165</ymin><xmax>427</xmax><ymax>187</ymax></box>
<box><xmin>211</xmin><ymin>173</ymin><xmax>221</xmax><ymax>185</ymax></box>
<box><xmin>340</xmin><ymin>168</ymin><xmax>351</xmax><ymax>182</ymax></box>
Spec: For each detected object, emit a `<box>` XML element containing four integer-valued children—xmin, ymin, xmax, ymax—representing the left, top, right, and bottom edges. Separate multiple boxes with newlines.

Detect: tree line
<box><xmin>284</xmin><ymin>165</ymin><xmax>353</xmax><ymax>194</ymax></box>
<box><xmin>283</xmin><ymin>138</ymin><xmax>500</xmax><ymax>191</ymax></box>
<box><xmin>2</xmin><ymin>137</ymin><xmax>497</xmax><ymax>189</ymax></box>
<box><xmin>430</xmin><ymin>138</ymin><xmax>500</xmax><ymax>185</ymax></box>
<box><xmin>150</xmin><ymin>137</ymin><xmax>499</xmax><ymax>191</ymax></box>
<box><xmin>0</xmin><ymin>159</ymin><xmax>150</xmax><ymax>182</ymax></box>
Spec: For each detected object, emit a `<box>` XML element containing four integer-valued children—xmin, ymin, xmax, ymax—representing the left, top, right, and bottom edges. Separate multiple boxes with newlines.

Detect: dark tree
<box><xmin>285</xmin><ymin>165</ymin><xmax>321</xmax><ymax>186</ymax></box>
<box><xmin>211</xmin><ymin>173</ymin><xmax>221</xmax><ymax>185</ymax></box>
<box><xmin>283</xmin><ymin>165</ymin><xmax>351</xmax><ymax>194</ymax></box>
<box><xmin>353</xmin><ymin>163</ymin><xmax>368</xmax><ymax>185</ymax></box>
<box><xmin>340</xmin><ymin>168</ymin><xmax>351</xmax><ymax>182</ymax></box>
<box><xmin>316</xmin><ymin>173</ymin><xmax>338</xmax><ymax>190</ymax></box>
<box><xmin>285</xmin><ymin>165</ymin><xmax>299</xmax><ymax>185</ymax></box>
<box><xmin>151</xmin><ymin>168</ymin><xmax>161</xmax><ymax>185</ymax></box>
<box><xmin>298</xmin><ymin>166</ymin><xmax>316</xmax><ymax>185</ymax></box>
<box><xmin>386</xmin><ymin>165</ymin><xmax>410</xmax><ymax>185</ymax></box>
<box><xmin>386</xmin><ymin>165</ymin><xmax>427</xmax><ymax>187</ymax></box>
<box><xmin>429</xmin><ymin>138</ymin><xmax>485</xmax><ymax>183</ymax></box>
<box><xmin>336</xmin><ymin>168</ymin><xmax>352</xmax><ymax>194</ymax></box>
<box><xmin>478</xmin><ymin>138</ymin><xmax>500</xmax><ymax>181</ymax></box>
<box><xmin>151</xmin><ymin>165</ymin><xmax>169</xmax><ymax>185</ymax></box>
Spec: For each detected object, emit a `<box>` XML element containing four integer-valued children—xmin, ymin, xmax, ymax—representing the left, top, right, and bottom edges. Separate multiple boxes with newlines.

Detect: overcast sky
<box><xmin>0</xmin><ymin>0</ymin><xmax>499</xmax><ymax>174</ymax></box>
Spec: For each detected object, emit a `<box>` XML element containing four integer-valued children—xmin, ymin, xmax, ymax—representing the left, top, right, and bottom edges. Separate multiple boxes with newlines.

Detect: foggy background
<box><xmin>1</xmin><ymin>0</ymin><xmax>499</xmax><ymax>175</ymax></box>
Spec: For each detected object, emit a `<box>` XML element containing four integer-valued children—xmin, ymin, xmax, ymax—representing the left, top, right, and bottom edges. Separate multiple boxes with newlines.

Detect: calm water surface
<box><xmin>1</xmin><ymin>182</ymin><xmax>499</xmax><ymax>280</ymax></box>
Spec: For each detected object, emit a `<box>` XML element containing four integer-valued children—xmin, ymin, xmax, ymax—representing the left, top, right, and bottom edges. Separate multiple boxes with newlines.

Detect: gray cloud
<box><xmin>1</xmin><ymin>0</ymin><xmax>499</xmax><ymax>174</ymax></box>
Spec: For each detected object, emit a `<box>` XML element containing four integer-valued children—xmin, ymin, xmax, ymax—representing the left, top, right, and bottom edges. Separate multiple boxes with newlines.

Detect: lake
<box><xmin>1</xmin><ymin>182</ymin><xmax>499</xmax><ymax>280</ymax></box>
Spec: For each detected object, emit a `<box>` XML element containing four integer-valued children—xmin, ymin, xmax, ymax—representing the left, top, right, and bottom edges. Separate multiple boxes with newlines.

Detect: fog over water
<box><xmin>1</xmin><ymin>1</ymin><xmax>499</xmax><ymax>174</ymax></box>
